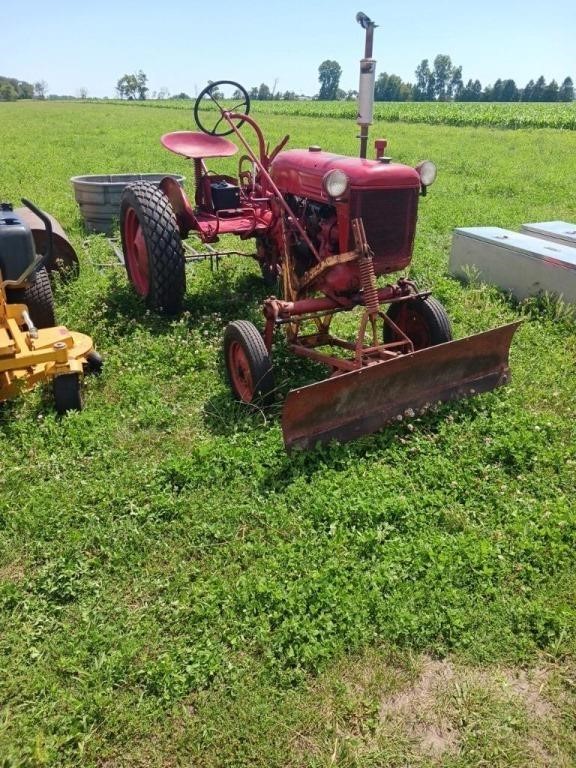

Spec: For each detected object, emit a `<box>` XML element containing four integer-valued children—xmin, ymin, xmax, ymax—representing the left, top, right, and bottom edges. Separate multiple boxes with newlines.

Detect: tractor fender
<box><xmin>14</xmin><ymin>207</ymin><xmax>79</xmax><ymax>280</ymax></box>
<box><xmin>158</xmin><ymin>177</ymin><xmax>196</xmax><ymax>237</ymax></box>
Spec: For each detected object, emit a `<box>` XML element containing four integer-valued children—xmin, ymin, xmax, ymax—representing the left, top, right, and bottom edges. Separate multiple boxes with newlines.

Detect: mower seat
<box><xmin>161</xmin><ymin>132</ymin><xmax>238</xmax><ymax>160</ymax></box>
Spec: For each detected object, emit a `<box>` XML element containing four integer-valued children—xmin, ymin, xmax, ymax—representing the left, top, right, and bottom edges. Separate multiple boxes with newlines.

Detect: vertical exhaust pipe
<box><xmin>356</xmin><ymin>12</ymin><xmax>377</xmax><ymax>159</ymax></box>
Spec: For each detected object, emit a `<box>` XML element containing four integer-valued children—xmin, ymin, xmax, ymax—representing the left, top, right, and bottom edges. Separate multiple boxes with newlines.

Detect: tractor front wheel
<box><xmin>224</xmin><ymin>320</ymin><xmax>275</xmax><ymax>405</ymax></box>
<box><xmin>384</xmin><ymin>296</ymin><xmax>452</xmax><ymax>351</ymax></box>
<box><xmin>7</xmin><ymin>267</ymin><xmax>56</xmax><ymax>328</ymax></box>
<box><xmin>120</xmin><ymin>181</ymin><xmax>185</xmax><ymax>315</ymax></box>
<box><xmin>53</xmin><ymin>373</ymin><xmax>83</xmax><ymax>414</ymax></box>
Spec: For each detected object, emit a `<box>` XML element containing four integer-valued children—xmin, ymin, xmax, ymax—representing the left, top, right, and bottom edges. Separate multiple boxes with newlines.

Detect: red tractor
<box><xmin>120</xmin><ymin>80</ymin><xmax>519</xmax><ymax>449</ymax></box>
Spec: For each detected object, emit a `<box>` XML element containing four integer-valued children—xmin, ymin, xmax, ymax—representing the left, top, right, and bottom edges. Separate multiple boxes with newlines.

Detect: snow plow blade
<box><xmin>282</xmin><ymin>322</ymin><xmax>521</xmax><ymax>450</ymax></box>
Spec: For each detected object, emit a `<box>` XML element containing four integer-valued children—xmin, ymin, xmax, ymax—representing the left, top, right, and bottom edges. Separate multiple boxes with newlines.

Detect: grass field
<box><xmin>1</xmin><ymin>100</ymin><xmax>576</xmax><ymax>767</ymax></box>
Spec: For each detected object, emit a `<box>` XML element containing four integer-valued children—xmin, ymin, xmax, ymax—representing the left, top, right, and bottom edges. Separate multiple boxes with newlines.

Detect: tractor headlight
<box><xmin>323</xmin><ymin>169</ymin><xmax>350</xmax><ymax>199</ymax></box>
<box><xmin>415</xmin><ymin>161</ymin><xmax>437</xmax><ymax>187</ymax></box>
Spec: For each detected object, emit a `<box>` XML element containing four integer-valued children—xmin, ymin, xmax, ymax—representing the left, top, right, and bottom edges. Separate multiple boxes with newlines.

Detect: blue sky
<box><xmin>2</xmin><ymin>0</ymin><xmax>573</xmax><ymax>98</ymax></box>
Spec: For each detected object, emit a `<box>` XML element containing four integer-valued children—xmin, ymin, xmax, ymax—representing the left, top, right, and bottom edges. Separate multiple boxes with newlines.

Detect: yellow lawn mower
<box><xmin>0</xmin><ymin>199</ymin><xmax>101</xmax><ymax>413</ymax></box>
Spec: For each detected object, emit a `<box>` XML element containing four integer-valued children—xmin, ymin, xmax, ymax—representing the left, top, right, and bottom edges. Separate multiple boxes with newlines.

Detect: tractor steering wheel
<box><xmin>193</xmin><ymin>80</ymin><xmax>251</xmax><ymax>137</ymax></box>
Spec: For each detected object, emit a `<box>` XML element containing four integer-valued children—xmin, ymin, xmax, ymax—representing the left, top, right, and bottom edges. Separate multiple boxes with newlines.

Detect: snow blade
<box><xmin>282</xmin><ymin>322</ymin><xmax>521</xmax><ymax>450</ymax></box>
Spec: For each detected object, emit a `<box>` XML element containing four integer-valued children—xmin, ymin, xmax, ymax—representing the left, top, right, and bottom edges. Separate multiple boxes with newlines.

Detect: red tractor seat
<box><xmin>161</xmin><ymin>132</ymin><xmax>238</xmax><ymax>160</ymax></box>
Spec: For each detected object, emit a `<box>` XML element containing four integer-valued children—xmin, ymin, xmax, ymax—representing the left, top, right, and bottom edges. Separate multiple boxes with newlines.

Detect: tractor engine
<box><xmin>284</xmin><ymin>198</ymin><xmax>339</xmax><ymax>278</ymax></box>
<box><xmin>271</xmin><ymin>148</ymin><xmax>422</xmax><ymax>295</ymax></box>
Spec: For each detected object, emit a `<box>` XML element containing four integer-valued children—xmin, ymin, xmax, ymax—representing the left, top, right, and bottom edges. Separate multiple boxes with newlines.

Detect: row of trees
<box><xmin>0</xmin><ymin>76</ymin><xmax>48</xmax><ymax>101</ymax></box>
<box><xmin>461</xmin><ymin>76</ymin><xmax>573</xmax><ymax>103</ymax></box>
<box><xmin>244</xmin><ymin>82</ymin><xmax>358</xmax><ymax>102</ymax></box>
<box><xmin>228</xmin><ymin>58</ymin><xmax>574</xmax><ymax>103</ymax></box>
<box><xmin>4</xmin><ymin>59</ymin><xmax>574</xmax><ymax>103</ymax></box>
<box><xmin>409</xmin><ymin>55</ymin><xmax>573</xmax><ymax>102</ymax></box>
<box><xmin>366</xmin><ymin>56</ymin><xmax>574</xmax><ymax>103</ymax></box>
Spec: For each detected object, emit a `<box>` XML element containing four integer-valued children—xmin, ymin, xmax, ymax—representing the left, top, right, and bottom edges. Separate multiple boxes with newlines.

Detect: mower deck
<box><xmin>0</xmin><ymin>302</ymin><xmax>94</xmax><ymax>401</ymax></box>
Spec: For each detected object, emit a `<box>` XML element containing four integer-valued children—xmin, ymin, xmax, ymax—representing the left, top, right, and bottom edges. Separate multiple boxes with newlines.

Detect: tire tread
<box><xmin>120</xmin><ymin>181</ymin><xmax>185</xmax><ymax>315</ymax></box>
<box><xmin>224</xmin><ymin>320</ymin><xmax>275</xmax><ymax>404</ymax></box>
<box><xmin>7</xmin><ymin>267</ymin><xmax>56</xmax><ymax>328</ymax></box>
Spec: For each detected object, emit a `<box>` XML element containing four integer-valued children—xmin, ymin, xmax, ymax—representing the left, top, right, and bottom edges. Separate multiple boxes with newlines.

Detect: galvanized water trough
<box><xmin>71</xmin><ymin>173</ymin><xmax>185</xmax><ymax>234</ymax></box>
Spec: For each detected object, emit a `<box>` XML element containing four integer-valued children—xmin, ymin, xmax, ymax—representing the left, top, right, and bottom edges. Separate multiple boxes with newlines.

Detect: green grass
<box><xmin>0</xmin><ymin>100</ymin><xmax>575</xmax><ymax>767</ymax></box>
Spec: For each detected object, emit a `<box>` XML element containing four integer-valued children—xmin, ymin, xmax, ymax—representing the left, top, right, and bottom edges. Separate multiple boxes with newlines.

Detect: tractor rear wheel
<box><xmin>120</xmin><ymin>181</ymin><xmax>185</xmax><ymax>315</ymax></box>
<box><xmin>53</xmin><ymin>373</ymin><xmax>83</xmax><ymax>414</ymax></box>
<box><xmin>7</xmin><ymin>267</ymin><xmax>56</xmax><ymax>328</ymax></box>
<box><xmin>224</xmin><ymin>320</ymin><xmax>275</xmax><ymax>405</ymax></box>
<box><xmin>384</xmin><ymin>296</ymin><xmax>452</xmax><ymax>351</ymax></box>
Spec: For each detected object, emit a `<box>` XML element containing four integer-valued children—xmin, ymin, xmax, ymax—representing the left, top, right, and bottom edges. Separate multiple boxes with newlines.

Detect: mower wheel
<box><xmin>7</xmin><ymin>267</ymin><xmax>56</xmax><ymax>328</ymax></box>
<box><xmin>84</xmin><ymin>350</ymin><xmax>104</xmax><ymax>375</ymax></box>
<box><xmin>120</xmin><ymin>181</ymin><xmax>185</xmax><ymax>315</ymax></box>
<box><xmin>384</xmin><ymin>296</ymin><xmax>452</xmax><ymax>351</ymax></box>
<box><xmin>53</xmin><ymin>373</ymin><xmax>83</xmax><ymax>415</ymax></box>
<box><xmin>224</xmin><ymin>320</ymin><xmax>275</xmax><ymax>405</ymax></box>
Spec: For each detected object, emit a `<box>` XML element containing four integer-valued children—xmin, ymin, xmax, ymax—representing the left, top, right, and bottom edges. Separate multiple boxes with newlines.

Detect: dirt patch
<box><xmin>376</xmin><ymin>656</ymin><xmax>556</xmax><ymax>764</ymax></box>
<box><xmin>379</xmin><ymin>658</ymin><xmax>459</xmax><ymax>758</ymax></box>
<box><xmin>501</xmin><ymin>667</ymin><xmax>553</xmax><ymax>719</ymax></box>
<box><xmin>293</xmin><ymin>651</ymin><xmax>564</xmax><ymax>766</ymax></box>
<box><xmin>0</xmin><ymin>561</ymin><xmax>25</xmax><ymax>582</ymax></box>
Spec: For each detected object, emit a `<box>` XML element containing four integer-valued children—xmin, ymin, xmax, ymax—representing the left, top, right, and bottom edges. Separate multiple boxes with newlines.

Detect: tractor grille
<box><xmin>351</xmin><ymin>188</ymin><xmax>418</xmax><ymax>275</ymax></box>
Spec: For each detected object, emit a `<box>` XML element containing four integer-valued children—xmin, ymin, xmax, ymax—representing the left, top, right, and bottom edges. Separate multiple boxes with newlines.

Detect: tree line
<box><xmin>182</xmin><ymin>59</ymin><xmax>574</xmax><ymax>103</ymax></box>
<box><xmin>397</xmin><ymin>55</ymin><xmax>573</xmax><ymax>102</ymax></box>
<box><xmin>3</xmin><ymin>57</ymin><xmax>574</xmax><ymax>103</ymax></box>
<box><xmin>250</xmin><ymin>57</ymin><xmax>574</xmax><ymax>102</ymax></box>
<box><xmin>0</xmin><ymin>76</ymin><xmax>48</xmax><ymax>101</ymax></box>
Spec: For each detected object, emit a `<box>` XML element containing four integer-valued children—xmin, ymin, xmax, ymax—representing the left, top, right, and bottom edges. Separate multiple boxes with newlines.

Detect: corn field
<box><xmin>112</xmin><ymin>98</ymin><xmax>576</xmax><ymax>130</ymax></box>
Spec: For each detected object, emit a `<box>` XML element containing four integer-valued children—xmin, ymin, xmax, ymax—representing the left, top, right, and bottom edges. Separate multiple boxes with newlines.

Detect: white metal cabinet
<box><xmin>450</xmin><ymin>226</ymin><xmax>576</xmax><ymax>304</ymax></box>
<box><xmin>520</xmin><ymin>221</ymin><xmax>576</xmax><ymax>249</ymax></box>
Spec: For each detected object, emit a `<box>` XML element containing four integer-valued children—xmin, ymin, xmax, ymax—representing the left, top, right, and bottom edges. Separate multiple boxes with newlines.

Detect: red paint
<box><xmin>161</xmin><ymin>132</ymin><xmax>238</xmax><ymax>159</ymax></box>
<box><xmin>228</xmin><ymin>341</ymin><xmax>254</xmax><ymax>402</ymax></box>
<box><xmin>374</xmin><ymin>139</ymin><xmax>388</xmax><ymax>159</ymax></box>
<box><xmin>123</xmin><ymin>208</ymin><xmax>150</xmax><ymax>296</ymax></box>
<box><xmin>263</xmin><ymin>285</ymin><xmax>412</xmax><ymax>321</ymax></box>
<box><xmin>271</xmin><ymin>149</ymin><xmax>420</xmax><ymax>200</ymax></box>
<box><xmin>159</xmin><ymin>174</ymin><xmax>274</xmax><ymax>241</ymax></box>
<box><xmin>159</xmin><ymin>177</ymin><xmax>197</xmax><ymax>235</ymax></box>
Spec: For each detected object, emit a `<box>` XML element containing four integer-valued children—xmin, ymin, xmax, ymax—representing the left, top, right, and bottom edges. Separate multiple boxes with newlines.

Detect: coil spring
<box><xmin>359</xmin><ymin>254</ymin><xmax>379</xmax><ymax>315</ymax></box>
<box><xmin>194</xmin><ymin>158</ymin><xmax>203</xmax><ymax>203</ymax></box>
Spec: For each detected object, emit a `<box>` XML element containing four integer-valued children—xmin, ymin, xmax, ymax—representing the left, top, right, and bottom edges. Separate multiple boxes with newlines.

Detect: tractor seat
<box><xmin>161</xmin><ymin>132</ymin><xmax>238</xmax><ymax>160</ymax></box>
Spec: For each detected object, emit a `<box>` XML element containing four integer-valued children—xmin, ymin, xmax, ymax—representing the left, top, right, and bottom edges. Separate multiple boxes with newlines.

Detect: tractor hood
<box><xmin>270</xmin><ymin>149</ymin><xmax>421</xmax><ymax>201</ymax></box>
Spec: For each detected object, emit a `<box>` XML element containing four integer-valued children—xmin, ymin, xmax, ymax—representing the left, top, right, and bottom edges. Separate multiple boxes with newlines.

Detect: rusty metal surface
<box><xmin>15</xmin><ymin>207</ymin><xmax>79</xmax><ymax>278</ymax></box>
<box><xmin>282</xmin><ymin>322</ymin><xmax>521</xmax><ymax>450</ymax></box>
